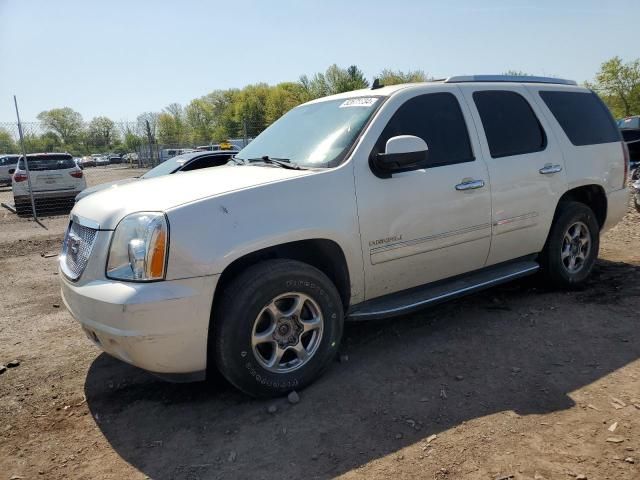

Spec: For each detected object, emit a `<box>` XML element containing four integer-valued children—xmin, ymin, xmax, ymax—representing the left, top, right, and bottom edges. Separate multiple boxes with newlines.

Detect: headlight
<box><xmin>106</xmin><ymin>212</ymin><xmax>169</xmax><ymax>281</ymax></box>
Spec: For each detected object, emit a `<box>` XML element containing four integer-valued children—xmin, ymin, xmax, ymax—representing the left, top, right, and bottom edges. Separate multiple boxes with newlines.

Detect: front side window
<box><xmin>237</xmin><ymin>97</ymin><xmax>382</xmax><ymax>168</ymax></box>
<box><xmin>473</xmin><ymin>90</ymin><xmax>546</xmax><ymax>158</ymax></box>
<box><xmin>374</xmin><ymin>92</ymin><xmax>474</xmax><ymax>167</ymax></box>
<box><xmin>540</xmin><ymin>91</ymin><xmax>620</xmax><ymax>146</ymax></box>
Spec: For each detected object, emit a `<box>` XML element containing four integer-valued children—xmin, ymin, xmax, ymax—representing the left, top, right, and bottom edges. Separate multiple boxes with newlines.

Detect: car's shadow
<box><xmin>84</xmin><ymin>259</ymin><xmax>640</xmax><ymax>479</ymax></box>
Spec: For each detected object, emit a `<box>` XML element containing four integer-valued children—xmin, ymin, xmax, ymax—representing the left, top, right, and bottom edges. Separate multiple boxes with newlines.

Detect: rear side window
<box><xmin>374</xmin><ymin>92</ymin><xmax>474</xmax><ymax>167</ymax></box>
<box><xmin>540</xmin><ymin>91</ymin><xmax>621</xmax><ymax>146</ymax></box>
<box><xmin>473</xmin><ymin>90</ymin><xmax>546</xmax><ymax>158</ymax></box>
<box><xmin>18</xmin><ymin>154</ymin><xmax>75</xmax><ymax>171</ymax></box>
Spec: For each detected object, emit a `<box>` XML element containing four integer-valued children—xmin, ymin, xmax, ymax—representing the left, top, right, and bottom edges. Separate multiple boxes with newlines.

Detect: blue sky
<box><xmin>0</xmin><ymin>0</ymin><xmax>637</xmax><ymax>121</ymax></box>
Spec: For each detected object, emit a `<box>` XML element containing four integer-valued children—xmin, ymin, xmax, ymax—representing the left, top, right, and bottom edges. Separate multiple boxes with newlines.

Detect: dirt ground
<box><xmin>0</xmin><ymin>196</ymin><xmax>638</xmax><ymax>479</ymax></box>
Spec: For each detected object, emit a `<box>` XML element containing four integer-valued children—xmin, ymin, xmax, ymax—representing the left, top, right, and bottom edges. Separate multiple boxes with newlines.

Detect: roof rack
<box><xmin>444</xmin><ymin>75</ymin><xmax>577</xmax><ymax>86</ymax></box>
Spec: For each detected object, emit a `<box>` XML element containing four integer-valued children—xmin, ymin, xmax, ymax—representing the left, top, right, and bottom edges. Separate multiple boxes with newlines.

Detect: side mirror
<box><xmin>371</xmin><ymin>135</ymin><xmax>429</xmax><ymax>178</ymax></box>
<box><xmin>8</xmin><ymin>168</ymin><xmax>15</xmax><ymax>175</ymax></box>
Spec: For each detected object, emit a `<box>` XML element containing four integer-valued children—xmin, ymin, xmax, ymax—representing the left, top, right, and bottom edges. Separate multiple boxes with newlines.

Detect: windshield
<box><xmin>236</xmin><ymin>96</ymin><xmax>383</xmax><ymax>168</ymax></box>
<box><xmin>142</xmin><ymin>155</ymin><xmax>190</xmax><ymax>178</ymax></box>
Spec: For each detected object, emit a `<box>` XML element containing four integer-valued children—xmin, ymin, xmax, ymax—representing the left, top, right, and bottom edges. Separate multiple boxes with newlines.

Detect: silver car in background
<box><xmin>0</xmin><ymin>154</ymin><xmax>20</xmax><ymax>186</ymax></box>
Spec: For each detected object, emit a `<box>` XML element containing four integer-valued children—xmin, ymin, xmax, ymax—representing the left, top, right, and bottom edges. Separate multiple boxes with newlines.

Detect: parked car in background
<box><xmin>620</xmin><ymin>128</ymin><xmax>640</xmax><ymax>177</ymax></box>
<box><xmin>618</xmin><ymin>116</ymin><xmax>640</xmax><ymax>130</ymax></box>
<box><xmin>95</xmin><ymin>155</ymin><xmax>110</xmax><ymax>166</ymax></box>
<box><xmin>80</xmin><ymin>156</ymin><xmax>96</xmax><ymax>168</ymax></box>
<box><xmin>108</xmin><ymin>155</ymin><xmax>122</xmax><ymax>165</ymax></box>
<box><xmin>60</xmin><ymin>76</ymin><xmax>628</xmax><ymax>397</ymax></box>
<box><xmin>73</xmin><ymin>157</ymin><xmax>84</xmax><ymax>170</ymax></box>
<box><xmin>0</xmin><ymin>154</ymin><xmax>20</xmax><ymax>186</ymax></box>
<box><xmin>75</xmin><ymin>150</ymin><xmax>238</xmax><ymax>202</ymax></box>
<box><xmin>12</xmin><ymin>153</ymin><xmax>86</xmax><ymax>215</ymax></box>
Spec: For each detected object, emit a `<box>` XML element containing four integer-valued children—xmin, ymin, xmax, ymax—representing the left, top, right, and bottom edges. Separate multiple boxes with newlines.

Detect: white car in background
<box><xmin>0</xmin><ymin>154</ymin><xmax>20</xmax><ymax>186</ymax></box>
<box><xmin>12</xmin><ymin>153</ymin><xmax>86</xmax><ymax>215</ymax></box>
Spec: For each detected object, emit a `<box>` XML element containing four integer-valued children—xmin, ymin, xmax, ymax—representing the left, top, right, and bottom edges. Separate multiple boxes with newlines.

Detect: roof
<box><xmin>305</xmin><ymin>74</ymin><xmax>581</xmax><ymax>105</ymax></box>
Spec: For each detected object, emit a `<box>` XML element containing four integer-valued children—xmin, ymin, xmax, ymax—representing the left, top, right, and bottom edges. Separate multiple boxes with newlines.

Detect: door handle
<box><xmin>539</xmin><ymin>164</ymin><xmax>563</xmax><ymax>174</ymax></box>
<box><xmin>455</xmin><ymin>179</ymin><xmax>485</xmax><ymax>191</ymax></box>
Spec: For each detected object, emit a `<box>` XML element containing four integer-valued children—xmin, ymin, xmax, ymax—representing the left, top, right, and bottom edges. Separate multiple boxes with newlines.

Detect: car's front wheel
<box><xmin>540</xmin><ymin>201</ymin><xmax>600</xmax><ymax>288</ymax></box>
<box><xmin>212</xmin><ymin>259</ymin><xmax>344</xmax><ymax>397</ymax></box>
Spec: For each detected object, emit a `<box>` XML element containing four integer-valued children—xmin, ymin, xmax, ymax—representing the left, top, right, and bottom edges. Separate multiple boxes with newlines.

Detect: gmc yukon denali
<box><xmin>59</xmin><ymin>75</ymin><xmax>629</xmax><ymax>397</ymax></box>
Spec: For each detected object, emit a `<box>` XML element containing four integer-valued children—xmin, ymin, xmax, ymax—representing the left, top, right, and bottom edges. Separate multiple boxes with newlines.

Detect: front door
<box><xmin>353</xmin><ymin>88</ymin><xmax>492</xmax><ymax>300</ymax></box>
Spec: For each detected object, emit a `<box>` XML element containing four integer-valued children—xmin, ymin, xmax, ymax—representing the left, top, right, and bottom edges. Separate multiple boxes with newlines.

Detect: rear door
<box><xmin>24</xmin><ymin>154</ymin><xmax>79</xmax><ymax>192</ymax></box>
<box><xmin>459</xmin><ymin>85</ymin><xmax>567</xmax><ymax>266</ymax></box>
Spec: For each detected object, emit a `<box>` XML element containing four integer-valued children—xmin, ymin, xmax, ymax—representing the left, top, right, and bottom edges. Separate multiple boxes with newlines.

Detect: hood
<box><xmin>75</xmin><ymin>177</ymin><xmax>138</xmax><ymax>201</ymax></box>
<box><xmin>72</xmin><ymin>165</ymin><xmax>313</xmax><ymax>229</ymax></box>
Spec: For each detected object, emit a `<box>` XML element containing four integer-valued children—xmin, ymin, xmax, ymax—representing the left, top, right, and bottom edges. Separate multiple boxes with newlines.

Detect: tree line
<box><xmin>1</xmin><ymin>58</ymin><xmax>639</xmax><ymax>156</ymax></box>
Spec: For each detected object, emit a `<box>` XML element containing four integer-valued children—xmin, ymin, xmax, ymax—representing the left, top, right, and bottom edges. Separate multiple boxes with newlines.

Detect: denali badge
<box><xmin>369</xmin><ymin>235</ymin><xmax>403</xmax><ymax>248</ymax></box>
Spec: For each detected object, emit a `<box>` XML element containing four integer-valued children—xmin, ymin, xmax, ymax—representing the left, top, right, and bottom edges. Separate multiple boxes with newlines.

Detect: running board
<box><xmin>348</xmin><ymin>259</ymin><xmax>539</xmax><ymax>321</ymax></box>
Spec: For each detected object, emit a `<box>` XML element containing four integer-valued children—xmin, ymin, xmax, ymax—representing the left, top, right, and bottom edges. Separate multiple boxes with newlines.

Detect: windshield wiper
<box><xmin>245</xmin><ymin>156</ymin><xmax>304</xmax><ymax>170</ymax></box>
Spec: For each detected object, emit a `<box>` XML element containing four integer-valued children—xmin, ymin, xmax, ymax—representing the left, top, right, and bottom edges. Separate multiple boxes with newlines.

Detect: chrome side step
<box><xmin>348</xmin><ymin>259</ymin><xmax>539</xmax><ymax>321</ymax></box>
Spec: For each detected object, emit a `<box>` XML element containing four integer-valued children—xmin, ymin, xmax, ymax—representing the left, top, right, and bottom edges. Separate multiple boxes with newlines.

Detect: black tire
<box><xmin>539</xmin><ymin>201</ymin><xmax>600</xmax><ymax>289</ymax></box>
<box><xmin>212</xmin><ymin>259</ymin><xmax>344</xmax><ymax>397</ymax></box>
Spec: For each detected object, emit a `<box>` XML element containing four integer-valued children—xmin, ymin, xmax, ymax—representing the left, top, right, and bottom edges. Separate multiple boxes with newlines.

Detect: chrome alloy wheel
<box><xmin>251</xmin><ymin>292</ymin><xmax>324</xmax><ymax>373</ymax></box>
<box><xmin>561</xmin><ymin>221</ymin><xmax>591</xmax><ymax>273</ymax></box>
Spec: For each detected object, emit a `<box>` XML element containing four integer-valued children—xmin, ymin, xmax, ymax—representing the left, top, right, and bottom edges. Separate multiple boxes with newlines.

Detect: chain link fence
<box><xmin>0</xmin><ymin>121</ymin><xmax>258</xmax><ymax>228</ymax></box>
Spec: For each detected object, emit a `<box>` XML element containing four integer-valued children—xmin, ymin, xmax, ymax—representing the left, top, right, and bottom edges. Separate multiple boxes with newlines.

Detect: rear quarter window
<box><xmin>539</xmin><ymin>91</ymin><xmax>620</xmax><ymax>146</ymax></box>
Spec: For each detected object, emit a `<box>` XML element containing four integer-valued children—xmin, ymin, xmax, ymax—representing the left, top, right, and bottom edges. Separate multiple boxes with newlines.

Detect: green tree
<box><xmin>590</xmin><ymin>56</ymin><xmax>640</xmax><ymax>118</ymax></box>
<box><xmin>265</xmin><ymin>82</ymin><xmax>307</xmax><ymax>124</ymax></box>
<box><xmin>36</xmin><ymin>107</ymin><xmax>83</xmax><ymax>144</ymax></box>
<box><xmin>299</xmin><ymin>64</ymin><xmax>369</xmax><ymax>100</ymax></box>
<box><xmin>157</xmin><ymin>103</ymin><xmax>187</xmax><ymax>145</ymax></box>
<box><xmin>377</xmin><ymin>69</ymin><xmax>430</xmax><ymax>86</ymax></box>
<box><xmin>185</xmin><ymin>98</ymin><xmax>215</xmax><ymax>144</ymax></box>
<box><xmin>0</xmin><ymin>128</ymin><xmax>17</xmax><ymax>153</ymax></box>
<box><xmin>136</xmin><ymin>112</ymin><xmax>159</xmax><ymax>142</ymax></box>
<box><xmin>87</xmin><ymin>116</ymin><xmax>116</xmax><ymax>149</ymax></box>
<box><xmin>233</xmin><ymin>83</ymin><xmax>271</xmax><ymax>138</ymax></box>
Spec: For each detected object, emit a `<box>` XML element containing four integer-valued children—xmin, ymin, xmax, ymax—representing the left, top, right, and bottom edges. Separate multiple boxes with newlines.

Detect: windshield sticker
<box><xmin>339</xmin><ymin>97</ymin><xmax>379</xmax><ymax>108</ymax></box>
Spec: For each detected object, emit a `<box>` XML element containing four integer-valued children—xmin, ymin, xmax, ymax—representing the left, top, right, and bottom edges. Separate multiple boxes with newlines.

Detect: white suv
<box><xmin>13</xmin><ymin>153</ymin><xmax>86</xmax><ymax>215</ymax></box>
<box><xmin>59</xmin><ymin>75</ymin><xmax>629</xmax><ymax>396</ymax></box>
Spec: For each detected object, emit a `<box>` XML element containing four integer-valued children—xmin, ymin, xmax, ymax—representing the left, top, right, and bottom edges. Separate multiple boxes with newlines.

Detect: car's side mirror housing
<box><xmin>8</xmin><ymin>168</ymin><xmax>15</xmax><ymax>175</ymax></box>
<box><xmin>370</xmin><ymin>135</ymin><xmax>429</xmax><ymax>178</ymax></box>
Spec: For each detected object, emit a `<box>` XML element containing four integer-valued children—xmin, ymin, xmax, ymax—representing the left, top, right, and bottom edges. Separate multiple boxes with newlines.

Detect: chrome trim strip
<box><xmin>445</xmin><ymin>75</ymin><xmax>577</xmax><ymax>86</ymax></box>
<box><xmin>493</xmin><ymin>212</ymin><xmax>539</xmax><ymax>226</ymax></box>
<box><xmin>70</xmin><ymin>213</ymin><xmax>101</xmax><ymax>230</ymax></box>
<box><xmin>349</xmin><ymin>264</ymin><xmax>539</xmax><ymax>319</ymax></box>
<box><xmin>370</xmin><ymin>223</ymin><xmax>492</xmax><ymax>254</ymax></box>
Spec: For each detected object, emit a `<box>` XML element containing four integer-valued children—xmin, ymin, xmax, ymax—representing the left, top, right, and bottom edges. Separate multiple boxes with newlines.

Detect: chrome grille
<box><xmin>60</xmin><ymin>220</ymin><xmax>97</xmax><ymax>280</ymax></box>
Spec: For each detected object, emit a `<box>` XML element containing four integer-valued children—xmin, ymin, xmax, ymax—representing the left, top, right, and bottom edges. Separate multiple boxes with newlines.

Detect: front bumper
<box><xmin>61</xmin><ymin>272</ymin><xmax>218</xmax><ymax>378</ymax></box>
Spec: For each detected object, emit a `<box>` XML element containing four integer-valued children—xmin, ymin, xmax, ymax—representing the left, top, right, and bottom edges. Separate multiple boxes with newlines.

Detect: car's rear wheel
<box><xmin>212</xmin><ymin>259</ymin><xmax>344</xmax><ymax>397</ymax></box>
<box><xmin>539</xmin><ymin>201</ymin><xmax>599</xmax><ymax>288</ymax></box>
